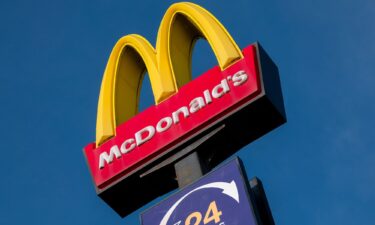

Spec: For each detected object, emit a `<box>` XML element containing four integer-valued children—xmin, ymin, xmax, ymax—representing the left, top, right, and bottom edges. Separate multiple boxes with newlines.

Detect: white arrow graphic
<box><xmin>160</xmin><ymin>180</ymin><xmax>239</xmax><ymax>225</ymax></box>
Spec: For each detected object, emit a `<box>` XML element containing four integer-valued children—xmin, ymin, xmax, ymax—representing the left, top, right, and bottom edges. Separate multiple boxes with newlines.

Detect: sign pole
<box><xmin>173</xmin><ymin>124</ymin><xmax>227</xmax><ymax>188</ymax></box>
<box><xmin>174</xmin><ymin>151</ymin><xmax>208</xmax><ymax>188</ymax></box>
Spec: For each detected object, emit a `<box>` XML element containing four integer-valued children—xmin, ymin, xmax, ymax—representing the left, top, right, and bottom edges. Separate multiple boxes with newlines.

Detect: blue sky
<box><xmin>0</xmin><ymin>0</ymin><xmax>374</xmax><ymax>224</ymax></box>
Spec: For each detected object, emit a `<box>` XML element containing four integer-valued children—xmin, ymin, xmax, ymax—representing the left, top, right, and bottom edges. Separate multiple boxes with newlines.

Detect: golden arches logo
<box><xmin>96</xmin><ymin>2</ymin><xmax>243</xmax><ymax>146</ymax></box>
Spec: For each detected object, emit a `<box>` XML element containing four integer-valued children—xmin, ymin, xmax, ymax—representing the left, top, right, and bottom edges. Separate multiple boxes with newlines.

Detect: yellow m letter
<box><xmin>96</xmin><ymin>2</ymin><xmax>243</xmax><ymax>146</ymax></box>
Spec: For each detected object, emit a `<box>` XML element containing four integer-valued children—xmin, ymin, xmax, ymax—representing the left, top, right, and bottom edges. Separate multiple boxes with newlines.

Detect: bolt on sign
<box><xmin>84</xmin><ymin>2</ymin><xmax>286</xmax><ymax>217</ymax></box>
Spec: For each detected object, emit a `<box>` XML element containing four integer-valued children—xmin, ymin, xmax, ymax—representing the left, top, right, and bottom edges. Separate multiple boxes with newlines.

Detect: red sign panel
<box><xmin>84</xmin><ymin>44</ymin><xmax>261</xmax><ymax>189</ymax></box>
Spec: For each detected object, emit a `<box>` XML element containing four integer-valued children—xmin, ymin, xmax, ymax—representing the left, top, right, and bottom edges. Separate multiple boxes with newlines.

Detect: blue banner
<box><xmin>141</xmin><ymin>157</ymin><xmax>258</xmax><ymax>225</ymax></box>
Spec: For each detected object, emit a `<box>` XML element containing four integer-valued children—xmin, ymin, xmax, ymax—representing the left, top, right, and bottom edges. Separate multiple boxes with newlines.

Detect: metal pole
<box><xmin>174</xmin><ymin>151</ymin><xmax>208</xmax><ymax>188</ymax></box>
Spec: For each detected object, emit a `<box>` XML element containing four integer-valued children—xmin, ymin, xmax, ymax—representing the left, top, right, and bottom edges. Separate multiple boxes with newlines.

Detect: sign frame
<box><xmin>83</xmin><ymin>42</ymin><xmax>285</xmax><ymax>217</ymax></box>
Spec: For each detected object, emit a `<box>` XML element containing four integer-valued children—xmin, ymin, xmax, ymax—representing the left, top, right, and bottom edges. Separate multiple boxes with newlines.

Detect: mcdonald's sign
<box><xmin>84</xmin><ymin>2</ymin><xmax>285</xmax><ymax>217</ymax></box>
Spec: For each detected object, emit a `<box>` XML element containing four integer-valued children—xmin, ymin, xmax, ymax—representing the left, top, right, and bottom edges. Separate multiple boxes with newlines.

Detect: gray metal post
<box><xmin>174</xmin><ymin>152</ymin><xmax>208</xmax><ymax>188</ymax></box>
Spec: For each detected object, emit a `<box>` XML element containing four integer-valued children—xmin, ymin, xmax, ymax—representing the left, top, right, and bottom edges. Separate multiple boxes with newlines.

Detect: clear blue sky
<box><xmin>1</xmin><ymin>0</ymin><xmax>374</xmax><ymax>224</ymax></box>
